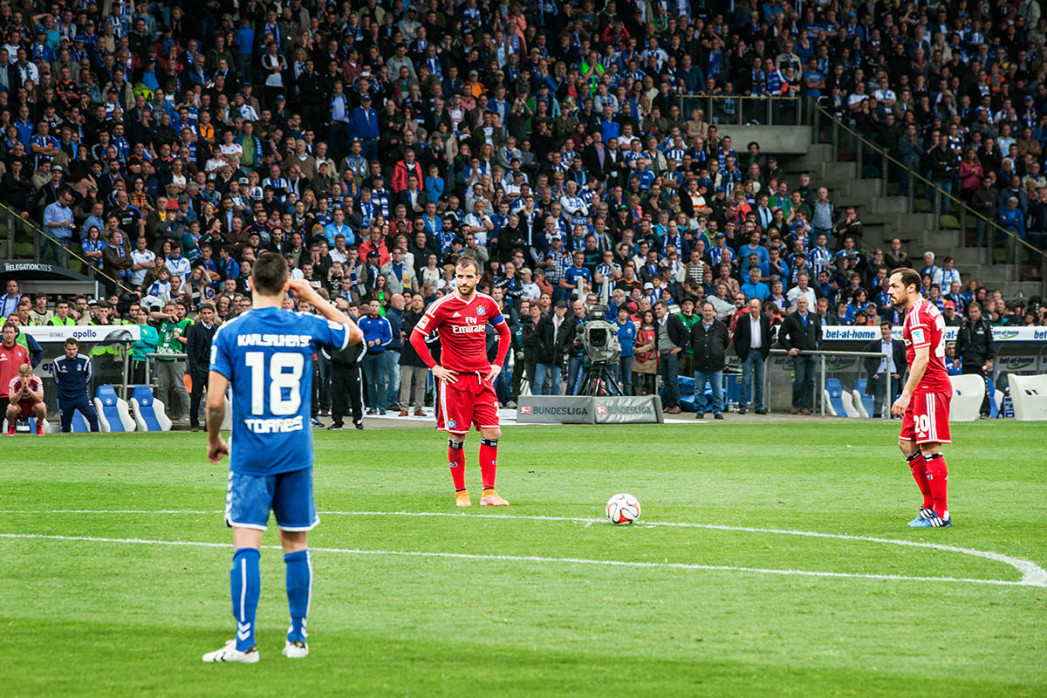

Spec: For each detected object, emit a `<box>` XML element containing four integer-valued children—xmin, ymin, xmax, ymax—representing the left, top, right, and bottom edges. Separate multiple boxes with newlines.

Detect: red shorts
<box><xmin>436</xmin><ymin>373</ymin><xmax>500</xmax><ymax>434</ymax></box>
<box><xmin>14</xmin><ymin>400</ymin><xmax>37</xmax><ymax>420</ymax></box>
<box><xmin>899</xmin><ymin>390</ymin><xmax>952</xmax><ymax>444</ymax></box>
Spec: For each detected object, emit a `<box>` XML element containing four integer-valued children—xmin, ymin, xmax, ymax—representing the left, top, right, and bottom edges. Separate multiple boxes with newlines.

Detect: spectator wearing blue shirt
<box><xmin>998</xmin><ymin>196</ymin><xmax>1026</xmax><ymax>240</ymax></box>
<box><xmin>614</xmin><ymin>304</ymin><xmax>636</xmax><ymax>396</ymax></box>
<box><xmin>741</xmin><ymin>269</ymin><xmax>771</xmax><ymax>301</ymax></box>
<box><xmin>42</xmin><ymin>188</ymin><xmax>75</xmax><ymax>267</ymax></box>
<box><xmin>323</xmin><ymin>208</ymin><xmax>354</xmax><ymax>247</ymax></box>
<box><xmin>347</xmin><ymin>93</ymin><xmax>379</xmax><ymax>161</ymax></box>
<box><xmin>358</xmin><ymin>299</ymin><xmax>392</xmax><ymax>414</ymax></box>
<box><xmin>561</xmin><ymin>250</ymin><xmax>593</xmax><ymax>299</ymax></box>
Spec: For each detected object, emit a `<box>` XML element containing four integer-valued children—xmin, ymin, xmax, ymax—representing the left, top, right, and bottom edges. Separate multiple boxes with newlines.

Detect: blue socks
<box><xmin>284</xmin><ymin>550</ymin><xmax>312</xmax><ymax>643</ymax></box>
<box><xmin>230</xmin><ymin>548</ymin><xmax>261</xmax><ymax>651</ymax></box>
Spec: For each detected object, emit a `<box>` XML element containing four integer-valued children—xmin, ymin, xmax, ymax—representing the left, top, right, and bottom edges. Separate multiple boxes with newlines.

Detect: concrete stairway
<box><xmin>782</xmin><ymin>144</ymin><xmax>1042</xmax><ymax>298</ymax></box>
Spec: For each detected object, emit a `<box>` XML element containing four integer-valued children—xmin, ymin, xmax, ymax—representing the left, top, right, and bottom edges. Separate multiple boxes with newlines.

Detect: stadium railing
<box><xmin>679</xmin><ymin>94</ymin><xmax>809</xmax><ymax>127</ymax></box>
<box><xmin>811</xmin><ymin>103</ymin><xmax>1047</xmax><ymax>295</ymax></box>
<box><xmin>762</xmin><ymin>347</ymin><xmax>892</xmax><ymax>417</ymax></box>
<box><xmin>0</xmin><ymin>201</ymin><xmax>134</xmax><ymax>295</ymax></box>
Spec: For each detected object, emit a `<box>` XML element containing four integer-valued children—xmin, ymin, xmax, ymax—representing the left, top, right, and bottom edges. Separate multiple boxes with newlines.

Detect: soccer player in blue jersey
<box><xmin>202</xmin><ymin>252</ymin><xmax>362</xmax><ymax>663</ymax></box>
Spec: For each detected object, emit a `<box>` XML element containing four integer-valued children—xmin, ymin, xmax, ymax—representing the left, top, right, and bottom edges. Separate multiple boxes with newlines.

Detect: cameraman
<box><xmin>565</xmin><ymin>299</ymin><xmax>587</xmax><ymax>394</ymax></box>
<box><xmin>955</xmin><ymin>302</ymin><xmax>995</xmax><ymax>418</ymax></box>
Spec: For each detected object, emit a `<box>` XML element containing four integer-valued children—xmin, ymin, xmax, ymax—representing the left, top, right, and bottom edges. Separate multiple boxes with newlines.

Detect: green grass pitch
<box><xmin>2</xmin><ymin>421</ymin><xmax>1046</xmax><ymax>696</ymax></box>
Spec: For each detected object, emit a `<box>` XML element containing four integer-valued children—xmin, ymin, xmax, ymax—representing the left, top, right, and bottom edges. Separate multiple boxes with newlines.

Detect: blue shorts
<box><xmin>224</xmin><ymin>468</ymin><xmax>319</xmax><ymax>532</ymax></box>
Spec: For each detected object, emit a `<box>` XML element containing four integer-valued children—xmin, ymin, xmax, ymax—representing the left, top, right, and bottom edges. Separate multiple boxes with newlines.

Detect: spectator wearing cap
<box><xmin>348</xmin><ymin>93</ymin><xmax>379</xmax><ymax>162</ymax></box>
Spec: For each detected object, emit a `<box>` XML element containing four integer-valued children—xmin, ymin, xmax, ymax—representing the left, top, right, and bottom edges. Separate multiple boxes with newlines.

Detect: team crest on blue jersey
<box><xmin>477</xmin><ymin>305</ymin><xmax>486</xmax><ymax>315</ymax></box>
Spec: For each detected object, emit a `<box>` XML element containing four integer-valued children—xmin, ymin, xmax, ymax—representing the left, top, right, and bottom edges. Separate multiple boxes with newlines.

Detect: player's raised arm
<box><xmin>287</xmin><ymin>279</ymin><xmax>363</xmax><ymax>346</ymax></box>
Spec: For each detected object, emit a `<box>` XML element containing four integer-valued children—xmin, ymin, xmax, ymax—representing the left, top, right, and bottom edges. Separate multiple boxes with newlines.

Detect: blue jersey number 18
<box><xmin>245</xmin><ymin>351</ymin><xmax>305</xmax><ymax>415</ymax></box>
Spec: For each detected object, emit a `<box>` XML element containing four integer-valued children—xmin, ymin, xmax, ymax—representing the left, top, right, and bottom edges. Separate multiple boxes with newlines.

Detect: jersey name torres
<box><xmin>210</xmin><ymin>307</ymin><xmax>351</xmax><ymax>475</ymax></box>
<box><xmin>414</xmin><ymin>292</ymin><xmax>504</xmax><ymax>373</ymax></box>
<box><xmin>902</xmin><ymin>299</ymin><xmax>952</xmax><ymax>394</ymax></box>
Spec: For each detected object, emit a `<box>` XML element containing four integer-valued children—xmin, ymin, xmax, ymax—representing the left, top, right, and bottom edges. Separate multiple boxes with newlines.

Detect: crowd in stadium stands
<box><xmin>0</xmin><ymin>0</ymin><xmax>1047</xmax><ymax>422</ymax></box>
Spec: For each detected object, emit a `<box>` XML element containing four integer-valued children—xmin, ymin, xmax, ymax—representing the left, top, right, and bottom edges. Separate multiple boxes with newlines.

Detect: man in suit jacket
<box><xmin>780</xmin><ymin>295</ymin><xmax>822</xmax><ymax>414</ymax></box>
<box><xmin>733</xmin><ymin>297</ymin><xmax>772</xmax><ymax>414</ymax></box>
<box><xmin>654</xmin><ymin>300</ymin><xmax>690</xmax><ymax>413</ymax></box>
<box><xmin>582</xmin><ymin>130</ymin><xmax>611</xmax><ymax>180</ymax></box>
<box><xmin>863</xmin><ymin>320</ymin><xmax>906</xmax><ymax>418</ymax></box>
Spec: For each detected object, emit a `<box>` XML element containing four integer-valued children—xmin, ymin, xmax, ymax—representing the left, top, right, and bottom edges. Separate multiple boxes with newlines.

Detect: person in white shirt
<box><xmin>786</xmin><ymin>272</ymin><xmax>818</xmax><ymax>309</ymax></box>
<box><xmin>519</xmin><ymin>268</ymin><xmax>540</xmax><ymax>300</ymax></box>
<box><xmin>165</xmin><ymin>243</ymin><xmax>192</xmax><ymax>284</ymax></box>
<box><xmin>130</xmin><ymin>235</ymin><xmax>157</xmax><ymax>287</ymax></box>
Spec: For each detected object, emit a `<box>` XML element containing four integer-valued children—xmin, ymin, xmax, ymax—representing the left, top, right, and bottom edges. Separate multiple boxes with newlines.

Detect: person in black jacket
<box><xmin>398</xmin><ymin>295</ymin><xmax>429</xmax><ymax>416</ymax></box>
<box><xmin>534</xmin><ymin>301</ymin><xmax>571</xmax><ymax>395</ymax></box>
<box><xmin>690</xmin><ymin>300</ymin><xmax>729</xmax><ymax>419</ymax></box>
<box><xmin>520</xmin><ymin>301</ymin><xmax>543</xmax><ymax>395</ymax></box>
<box><xmin>327</xmin><ymin>301</ymin><xmax>367</xmax><ymax>430</ymax></box>
<box><xmin>780</xmin><ymin>295</ymin><xmax>822</xmax><ymax>414</ymax></box>
<box><xmin>185</xmin><ymin>301</ymin><xmax>218</xmax><ymax>432</ymax></box>
<box><xmin>862</xmin><ymin>321</ymin><xmax>906</xmax><ymax>418</ymax></box>
<box><xmin>733</xmin><ymin>298</ymin><xmax>771</xmax><ymax>414</ymax></box>
<box><xmin>955</xmin><ymin>302</ymin><xmax>995</xmax><ymax>418</ymax></box>
<box><xmin>654</xmin><ymin>300</ymin><xmax>690</xmax><ymax>412</ymax></box>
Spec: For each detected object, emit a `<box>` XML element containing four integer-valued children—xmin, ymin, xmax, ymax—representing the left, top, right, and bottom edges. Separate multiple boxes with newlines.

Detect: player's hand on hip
<box><xmin>208</xmin><ymin>436</ymin><xmax>230</xmax><ymax>464</ymax></box>
<box><xmin>486</xmin><ymin>364</ymin><xmax>501</xmax><ymax>382</ymax></box>
<box><xmin>890</xmin><ymin>393</ymin><xmax>909</xmax><ymax>418</ymax></box>
<box><xmin>432</xmin><ymin>365</ymin><xmax>458</xmax><ymax>383</ymax></box>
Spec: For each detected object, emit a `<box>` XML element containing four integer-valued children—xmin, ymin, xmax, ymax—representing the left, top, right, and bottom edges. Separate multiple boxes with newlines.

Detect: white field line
<box><xmin>0</xmin><ymin>532</ymin><xmax>1038</xmax><ymax>588</ymax></box>
<box><xmin>1</xmin><ymin>509</ymin><xmax>1044</xmax><ymax>587</ymax></box>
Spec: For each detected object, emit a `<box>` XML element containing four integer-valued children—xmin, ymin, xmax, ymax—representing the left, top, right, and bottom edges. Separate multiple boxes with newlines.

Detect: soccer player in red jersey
<box><xmin>410</xmin><ymin>257</ymin><xmax>512</xmax><ymax>506</ymax></box>
<box><xmin>7</xmin><ymin>362</ymin><xmax>45</xmax><ymax>435</ymax></box>
<box><xmin>888</xmin><ymin>268</ymin><xmax>953</xmax><ymax>528</ymax></box>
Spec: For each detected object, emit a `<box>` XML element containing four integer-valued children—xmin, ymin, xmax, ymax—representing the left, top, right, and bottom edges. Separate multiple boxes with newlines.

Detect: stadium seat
<box><xmin>1006</xmin><ymin>374</ymin><xmax>1047</xmax><ymax>421</ymax></box>
<box><xmin>949</xmin><ymin>374</ymin><xmax>985</xmax><ymax>421</ymax></box>
<box><xmin>69</xmin><ymin>410</ymin><xmax>92</xmax><ymax>432</ymax></box>
<box><xmin>852</xmin><ymin>378</ymin><xmax>876</xmax><ymax>418</ymax></box>
<box><xmin>823</xmin><ymin>378</ymin><xmax>860</xmax><ymax>417</ymax></box>
<box><xmin>130</xmin><ymin>386</ymin><xmax>172</xmax><ymax>432</ymax></box>
<box><xmin>94</xmin><ymin>385</ymin><xmax>136</xmax><ymax>432</ymax></box>
<box><xmin>850</xmin><ymin>389</ymin><xmax>870</xmax><ymax>418</ymax></box>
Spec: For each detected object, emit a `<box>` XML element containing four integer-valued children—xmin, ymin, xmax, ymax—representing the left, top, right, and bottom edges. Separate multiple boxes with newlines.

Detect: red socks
<box><xmin>479</xmin><ymin>439</ymin><xmax>498</xmax><ymax>490</ymax></box>
<box><xmin>923</xmin><ymin>452</ymin><xmax>949</xmax><ymax>519</ymax></box>
<box><xmin>906</xmin><ymin>452</ymin><xmax>933</xmax><ymax>510</ymax></box>
<box><xmin>448</xmin><ymin>439</ymin><xmax>466</xmax><ymax>491</ymax></box>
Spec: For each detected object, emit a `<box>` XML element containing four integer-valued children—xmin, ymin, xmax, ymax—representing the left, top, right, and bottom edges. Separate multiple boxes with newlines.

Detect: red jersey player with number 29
<box><xmin>888</xmin><ymin>268</ymin><xmax>953</xmax><ymax>528</ymax></box>
<box><xmin>410</xmin><ymin>257</ymin><xmax>512</xmax><ymax>507</ymax></box>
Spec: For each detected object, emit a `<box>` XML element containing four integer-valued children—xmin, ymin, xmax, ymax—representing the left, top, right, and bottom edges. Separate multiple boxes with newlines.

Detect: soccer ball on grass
<box><xmin>606</xmin><ymin>493</ymin><xmax>641</xmax><ymax>525</ymax></box>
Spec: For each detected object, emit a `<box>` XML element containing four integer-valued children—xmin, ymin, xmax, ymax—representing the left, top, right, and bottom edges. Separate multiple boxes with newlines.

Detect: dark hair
<box><xmin>890</xmin><ymin>268</ymin><xmax>921</xmax><ymax>293</ymax></box>
<box><xmin>65</xmin><ymin>337</ymin><xmax>78</xmax><ymax>346</ymax></box>
<box><xmin>252</xmin><ymin>251</ymin><xmax>289</xmax><ymax>295</ymax></box>
<box><xmin>456</xmin><ymin>256</ymin><xmax>480</xmax><ymax>274</ymax></box>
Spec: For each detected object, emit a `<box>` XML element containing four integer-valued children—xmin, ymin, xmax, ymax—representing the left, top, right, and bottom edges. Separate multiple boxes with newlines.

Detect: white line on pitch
<box><xmin>0</xmin><ymin>532</ymin><xmax>1038</xmax><ymax>587</ymax></box>
<box><xmin>2</xmin><ymin>508</ymin><xmax>1043</xmax><ymax>588</ymax></box>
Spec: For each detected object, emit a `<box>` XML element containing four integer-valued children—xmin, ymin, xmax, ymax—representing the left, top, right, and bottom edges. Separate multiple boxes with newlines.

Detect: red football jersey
<box><xmin>0</xmin><ymin>342</ymin><xmax>31</xmax><ymax>397</ymax></box>
<box><xmin>413</xmin><ymin>292</ymin><xmax>505</xmax><ymax>373</ymax></box>
<box><xmin>9</xmin><ymin>374</ymin><xmax>43</xmax><ymax>403</ymax></box>
<box><xmin>902</xmin><ymin>299</ymin><xmax>952</xmax><ymax>393</ymax></box>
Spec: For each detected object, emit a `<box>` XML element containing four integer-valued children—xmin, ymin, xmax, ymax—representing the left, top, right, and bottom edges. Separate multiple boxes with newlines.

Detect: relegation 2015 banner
<box><xmin>23</xmin><ymin>324</ymin><xmax>141</xmax><ymax>344</ymax></box>
<box><xmin>822</xmin><ymin>326</ymin><xmax>1047</xmax><ymax>344</ymax></box>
